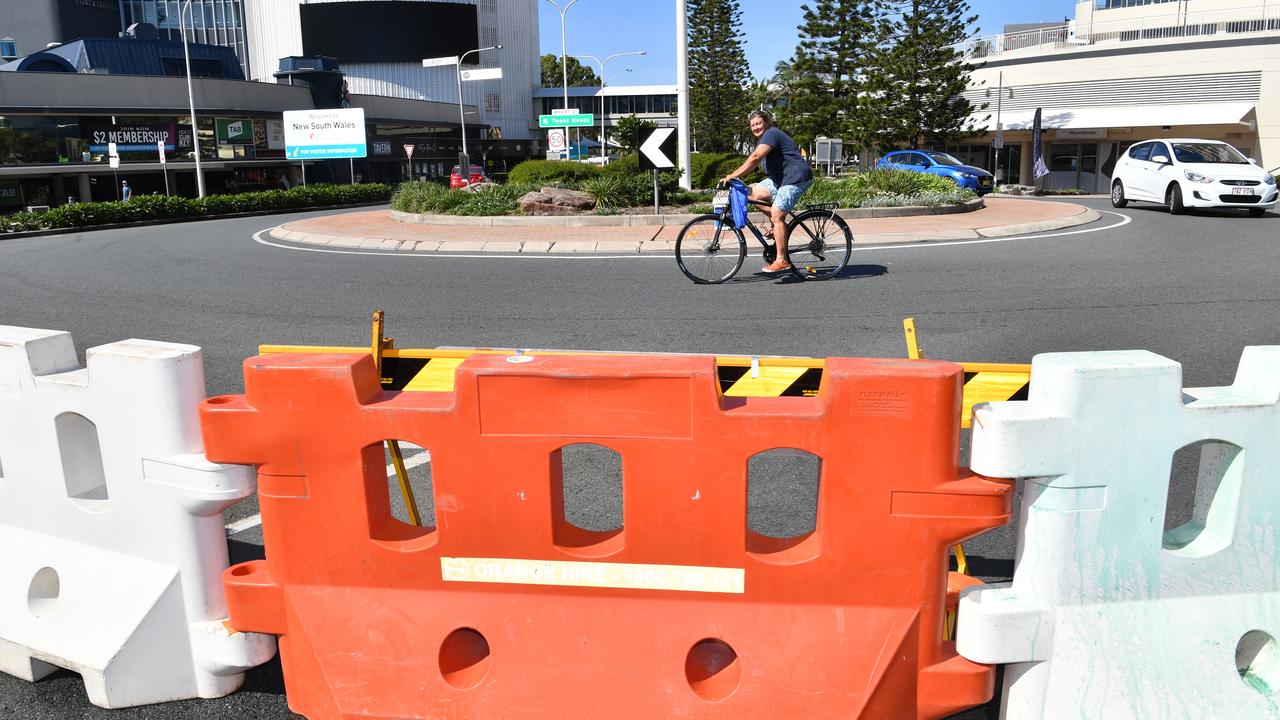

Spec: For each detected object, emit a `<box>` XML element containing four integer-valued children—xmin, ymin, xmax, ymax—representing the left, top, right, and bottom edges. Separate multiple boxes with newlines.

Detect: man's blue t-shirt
<box><xmin>758</xmin><ymin>126</ymin><xmax>813</xmax><ymax>187</ymax></box>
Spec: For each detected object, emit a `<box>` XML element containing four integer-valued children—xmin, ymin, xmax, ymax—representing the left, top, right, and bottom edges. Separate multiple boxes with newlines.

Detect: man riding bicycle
<box><xmin>722</xmin><ymin>109</ymin><xmax>814</xmax><ymax>273</ymax></box>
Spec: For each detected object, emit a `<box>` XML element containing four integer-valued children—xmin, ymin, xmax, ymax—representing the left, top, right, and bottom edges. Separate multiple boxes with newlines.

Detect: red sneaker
<box><xmin>760</xmin><ymin>260</ymin><xmax>792</xmax><ymax>274</ymax></box>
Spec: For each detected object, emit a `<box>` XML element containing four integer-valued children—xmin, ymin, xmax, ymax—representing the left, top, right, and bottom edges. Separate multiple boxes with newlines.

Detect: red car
<box><xmin>449</xmin><ymin>165</ymin><xmax>486</xmax><ymax>188</ymax></box>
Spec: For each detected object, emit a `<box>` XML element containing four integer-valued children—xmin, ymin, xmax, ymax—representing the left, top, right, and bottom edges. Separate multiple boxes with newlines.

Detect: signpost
<box><xmin>538</xmin><ymin>113</ymin><xmax>594</xmax><ymax>129</ymax></box>
<box><xmin>108</xmin><ymin>142</ymin><xmax>120</xmax><ymax>199</ymax></box>
<box><xmin>158</xmin><ymin>140</ymin><xmax>170</xmax><ymax>196</ymax></box>
<box><xmin>283</xmin><ymin>108</ymin><xmax>368</xmax><ymax>186</ymax></box>
<box><xmin>547</xmin><ymin>129</ymin><xmax>566</xmax><ymax>156</ymax></box>
<box><xmin>637</xmin><ymin>127</ymin><xmax>677</xmax><ymax>214</ymax></box>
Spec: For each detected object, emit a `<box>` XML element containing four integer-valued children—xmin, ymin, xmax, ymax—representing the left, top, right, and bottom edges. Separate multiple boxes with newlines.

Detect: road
<box><xmin>0</xmin><ymin>198</ymin><xmax>1276</xmax><ymax>719</ymax></box>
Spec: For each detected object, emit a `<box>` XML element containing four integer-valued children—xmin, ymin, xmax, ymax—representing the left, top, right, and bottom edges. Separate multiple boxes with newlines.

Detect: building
<box><xmin>119</xmin><ymin>1</ymin><xmax>252</xmax><ymax>79</ymax></box>
<box><xmin>243</xmin><ymin>0</ymin><xmax>538</xmax><ymax>142</ymax></box>
<box><xmin>534</xmin><ymin>84</ymin><xmax>677</xmax><ymax>155</ymax></box>
<box><xmin>947</xmin><ymin>0</ymin><xmax>1279</xmax><ymax>191</ymax></box>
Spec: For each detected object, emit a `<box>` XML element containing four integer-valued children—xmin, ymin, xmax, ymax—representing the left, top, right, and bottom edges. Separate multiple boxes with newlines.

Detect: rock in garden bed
<box><xmin>518</xmin><ymin>186</ymin><xmax>596</xmax><ymax>215</ymax></box>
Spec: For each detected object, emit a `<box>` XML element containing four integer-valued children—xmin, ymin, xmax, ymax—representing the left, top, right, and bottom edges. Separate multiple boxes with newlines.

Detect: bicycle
<box><xmin>675</xmin><ymin>186</ymin><xmax>853</xmax><ymax>284</ymax></box>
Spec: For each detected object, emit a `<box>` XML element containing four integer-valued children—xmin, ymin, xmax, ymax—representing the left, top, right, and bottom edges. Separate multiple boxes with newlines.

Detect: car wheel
<box><xmin>1249</xmin><ymin>208</ymin><xmax>1267</xmax><ymax>218</ymax></box>
<box><xmin>1167</xmin><ymin>184</ymin><xmax>1185</xmax><ymax>215</ymax></box>
<box><xmin>1111</xmin><ymin>180</ymin><xmax>1128</xmax><ymax>208</ymax></box>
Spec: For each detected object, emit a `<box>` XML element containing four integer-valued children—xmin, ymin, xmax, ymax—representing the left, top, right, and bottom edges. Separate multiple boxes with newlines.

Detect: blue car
<box><xmin>877</xmin><ymin>150</ymin><xmax>995</xmax><ymax>195</ymax></box>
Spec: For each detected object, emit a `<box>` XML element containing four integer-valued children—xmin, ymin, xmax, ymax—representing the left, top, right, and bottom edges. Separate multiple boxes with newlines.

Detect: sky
<box><xmin>537</xmin><ymin>0</ymin><xmax>1081</xmax><ymax>86</ymax></box>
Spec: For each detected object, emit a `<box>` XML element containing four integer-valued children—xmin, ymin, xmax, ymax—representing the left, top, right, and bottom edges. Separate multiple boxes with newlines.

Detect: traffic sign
<box><xmin>422</xmin><ymin>55</ymin><xmax>458</xmax><ymax>68</ymax></box>
<box><xmin>158</xmin><ymin>140</ymin><xmax>166</xmax><ymax>165</ymax></box>
<box><xmin>547</xmin><ymin>129</ymin><xmax>566</xmax><ymax>152</ymax></box>
<box><xmin>637</xmin><ymin>127</ymin><xmax>677</xmax><ymax>171</ymax></box>
<box><xmin>460</xmin><ymin>68</ymin><xmax>502</xmax><ymax>81</ymax></box>
<box><xmin>539</xmin><ymin>114</ymin><xmax>593</xmax><ymax>129</ymax></box>
<box><xmin>403</xmin><ymin>144</ymin><xmax>415</xmax><ymax>159</ymax></box>
<box><xmin>993</xmin><ymin>131</ymin><xmax>1005</xmax><ymax>150</ymax></box>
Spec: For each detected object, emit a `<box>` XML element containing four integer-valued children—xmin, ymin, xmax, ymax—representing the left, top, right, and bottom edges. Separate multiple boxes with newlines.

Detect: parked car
<box><xmin>876</xmin><ymin>150</ymin><xmax>995</xmax><ymax>195</ymax></box>
<box><xmin>1110</xmin><ymin>139</ymin><xmax>1277</xmax><ymax>217</ymax></box>
<box><xmin>449</xmin><ymin>165</ymin><xmax>487</xmax><ymax>189</ymax></box>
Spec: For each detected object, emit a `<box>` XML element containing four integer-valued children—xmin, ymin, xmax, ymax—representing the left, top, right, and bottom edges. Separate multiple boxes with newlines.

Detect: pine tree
<box><xmin>778</xmin><ymin>0</ymin><xmax>885</xmax><ymax>151</ymax></box>
<box><xmin>868</xmin><ymin>0</ymin><xmax>988</xmax><ymax>148</ymax></box>
<box><xmin>687</xmin><ymin>0</ymin><xmax>753</xmax><ymax>152</ymax></box>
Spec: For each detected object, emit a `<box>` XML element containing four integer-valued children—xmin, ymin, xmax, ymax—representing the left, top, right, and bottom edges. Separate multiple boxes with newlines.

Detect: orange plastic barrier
<box><xmin>201</xmin><ymin>351</ymin><xmax>1012</xmax><ymax>720</ymax></box>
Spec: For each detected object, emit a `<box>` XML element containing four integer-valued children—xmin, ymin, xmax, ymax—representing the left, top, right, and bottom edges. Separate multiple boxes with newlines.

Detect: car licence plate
<box><xmin>1232</xmin><ymin>187</ymin><xmax>1255</xmax><ymax>196</ymax></box>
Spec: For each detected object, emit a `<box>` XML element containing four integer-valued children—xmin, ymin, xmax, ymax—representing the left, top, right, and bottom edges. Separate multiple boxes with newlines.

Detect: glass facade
<box><xmin>539</xmin><ymin>94</ymin><xmax>677</xmax><ymax>117</ymax></box>
<box><xmin>1096</xmin><ymin>0</ymin><xmax>1176</xmax><ymax>7</ymax></box>
<box><xmin>121</xmin><ymin>0</ymin><xmax>250</xmax><ymax>78</ymax></box>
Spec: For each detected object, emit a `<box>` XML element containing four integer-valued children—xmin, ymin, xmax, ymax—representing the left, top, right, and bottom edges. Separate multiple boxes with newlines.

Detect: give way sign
<box><xmin>637</xmin><ymin>127</ymin><xmax>677</xmax><ymax>171</ymax></box>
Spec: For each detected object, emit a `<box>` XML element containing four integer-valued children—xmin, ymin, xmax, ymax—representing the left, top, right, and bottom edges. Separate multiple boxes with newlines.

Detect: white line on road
<box><xmin>251</xmin><ymin>210</ymin><xmax>1131</xmax><ymax>260</ymax></box>
<box><xmin>225</xmin><ymin>448</ymin><xmax>432</xmax><ymax>536</ymax></box>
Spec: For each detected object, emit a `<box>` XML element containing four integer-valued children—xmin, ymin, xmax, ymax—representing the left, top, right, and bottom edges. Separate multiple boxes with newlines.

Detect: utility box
<box><xmin>815</xmin><ymin>137</ymin><xmax>844</xmax><ymax>175</ymax></box>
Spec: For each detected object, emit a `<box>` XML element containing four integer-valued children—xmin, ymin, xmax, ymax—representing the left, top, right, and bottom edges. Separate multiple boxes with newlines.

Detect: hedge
<box><xmin>1</xmin><ymin>183</ymin><xmax>392</xmax><ymax>234</ymax></box>
<box><xmin>507</xmin><ymin>160</ymin><xmax>600</xmax><ymax>185</ymax></box>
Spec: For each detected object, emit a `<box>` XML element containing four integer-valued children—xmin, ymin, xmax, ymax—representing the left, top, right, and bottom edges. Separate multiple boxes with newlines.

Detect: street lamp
<box><xmin>426</xmin><ymin>45</ymin><xmax>502</xmax><ymax>182</ymax></box>
<box><xmin>179</xmin><ymin>0</ymin><xmax>205</xmax><ymax>197</ymax></box>
<box><xmin>572</xmin><ymin>51</ymin><xmax>646</xmax><ymax>164</ymax></box>
<box><xmin>544</xmin><ymin>0</ymin><xmax>579</xmax><ymax>110</ymax></box>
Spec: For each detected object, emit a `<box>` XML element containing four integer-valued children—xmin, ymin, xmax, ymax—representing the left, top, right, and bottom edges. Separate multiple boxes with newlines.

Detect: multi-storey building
<box><xmin>948</xmin><ymin>0</ymin><xmax>1279</xmax><ymax>192</ymax></box>
<box><xmin>243</xmin><ymin>0</ymin><xmax>538</xmax><ymax>141</ymax></box>
<box><xmin>119</xmin><ymin>0</ymin><xmax>252</xmax><ymax>79</ymax></box>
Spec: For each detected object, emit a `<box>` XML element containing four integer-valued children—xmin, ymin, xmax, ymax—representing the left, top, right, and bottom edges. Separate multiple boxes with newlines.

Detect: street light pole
<box><xmin>449</xmin><ymin>45</ymin><xmax>502</xmax><ymax>177</ymax></box>
<box><xmin>179</xmin><ymin>0</ymin><xmax>205</xmax><ymax>197</ymax></box>
<box><xmin>675</xmin><ymin>0</ymin><xmax>691</xmax><ymax>189</ymax></box>
<box><xmin>545</xmin><ymin>0</ymin><xmax>579</xmax><ymax>111</ymax></box>
<box><xmin>573</xmin><ymin>51</ymin><xmax>646</xmax><ymax>165</ymax></box>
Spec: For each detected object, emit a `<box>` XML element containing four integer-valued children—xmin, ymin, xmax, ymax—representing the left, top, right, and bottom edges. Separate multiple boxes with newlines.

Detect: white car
<box><xmin>1110</xmin><ymin>138</ymin><xmax>1277</xmax><ymax>217</ymax></box>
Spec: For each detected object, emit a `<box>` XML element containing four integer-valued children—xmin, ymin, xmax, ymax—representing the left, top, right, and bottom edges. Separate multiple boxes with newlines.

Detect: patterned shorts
<box><xmin>753</xmin><ymin>178</ymin><xmax>813</xmax><ymax>212</ymax></box>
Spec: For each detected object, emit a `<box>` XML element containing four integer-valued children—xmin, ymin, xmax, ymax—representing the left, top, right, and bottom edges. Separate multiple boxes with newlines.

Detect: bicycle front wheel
<box><xmin>785</xmin><ymin>210</ymin><xmax>853</xmax><ymax>281</ymax></box>
<box><xmin>675</xmin><ymin>215</ymin><xmax>746</xmax><ymax>284</ymax></box>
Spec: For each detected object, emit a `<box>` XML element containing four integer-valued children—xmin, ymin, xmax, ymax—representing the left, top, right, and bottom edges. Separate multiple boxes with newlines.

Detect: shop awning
<box><xmin>981</xmin><ymin>103</ymin><xmax>1255</xmax><ymax>131</ymax></box>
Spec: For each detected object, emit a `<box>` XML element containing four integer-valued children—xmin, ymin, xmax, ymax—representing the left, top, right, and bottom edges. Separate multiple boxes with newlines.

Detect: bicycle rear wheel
<box><xmin>676</xmin><ymin>215</ymin><xmax>746</xmax><ymax>284</ymax></box>
<box><xmin>785</xmin><ymin>210</ymin><xmax>852</xmax><ymax>281</ymax></box>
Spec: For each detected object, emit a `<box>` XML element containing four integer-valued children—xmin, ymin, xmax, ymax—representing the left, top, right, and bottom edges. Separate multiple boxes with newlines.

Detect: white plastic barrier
<box><xmin>957</xmin><ymin>347</ymin><xmax>1280</xmax><ymax>720</ymax></box>
<box><xmin>0</xmin><ymin>326</ymin><xmax>276</xmax><ymax>708</ymax></box>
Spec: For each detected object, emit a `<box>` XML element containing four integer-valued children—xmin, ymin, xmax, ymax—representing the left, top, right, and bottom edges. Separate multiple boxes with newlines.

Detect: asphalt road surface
<box><xmin>0</xmin><ymin>198</ymin><xmax>1276</xmax><ymax>719</ymax></box>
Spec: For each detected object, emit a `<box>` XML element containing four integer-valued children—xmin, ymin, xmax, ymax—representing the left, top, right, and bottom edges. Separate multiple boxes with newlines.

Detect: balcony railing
<box><xmin>953</xmin><ymin>4</ymin><xmax>1280</xmax><ymax>60</ymax></box>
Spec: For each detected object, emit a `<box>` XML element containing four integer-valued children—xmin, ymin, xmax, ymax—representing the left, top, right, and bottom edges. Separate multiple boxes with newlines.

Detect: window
<box><xmin>484</xmin><ymin>93</ymin><xmax>500</xmax><ymax>113</ymax></box>
<box><xmin>1148</xmin><ymin>142</ymin><xmax>1170</xmax><ymax>162</ymax></box>
<box><xmin>0</xmin><ymin>38</ymin><xmax>16</xmax><ymax>60</ymax></box>
<box><xmin>1129</xmin><ymin>143</ymin><xmax>1152</xmax><ymax>161</ymax></box>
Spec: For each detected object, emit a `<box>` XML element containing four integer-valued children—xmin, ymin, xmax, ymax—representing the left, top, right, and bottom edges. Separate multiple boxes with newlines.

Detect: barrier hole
<box><xmin>28</xmin><ymin>567</ymin><xmax>59</xmax><ymax>617</ymax></box>
<box><xmin>1163</xmin><ymin>440</ymin><xmax>1243</xmax><ymax>558</ymax></box>
<box><xmin>685</xmin><ymin>638</ymin><xmax>741</xmax><ymax>702</ymax></box>
<box><xmin>367</xmin><ymin>440</ymin><xmax>436</xmax><ymax>546</ymax></box>
<box><xmin>229</xmin><ymin>564</ymin><xmax>256</xmax><ymax>577</ymax></box>
<box><xmin>205</xmin><ymin>396</ymin><xmax>236</xmax><ymax>405</ymax></box>
<box><xmin>551</xmin><ymin>443</ymin><xmax>624</xmax><ymax>557</ymax></box>
<box><xmin>439</xmin><ymin>628</ymin><xmax>490</xmax><ymax>690</ymax></box>
<box><xmin>1237</xmin><ymin>630</ymin><xmax>1280</xmax><ymax>695</ymax></box>
<box><xmin>54</xmin><ymin>412</ymin><xmax>108</xmax><ymax>511</ymax></box>
<box><xmin>746</xmin><ymin>448</ymin><xmax>821</xmax><ymax>562</ymax></box>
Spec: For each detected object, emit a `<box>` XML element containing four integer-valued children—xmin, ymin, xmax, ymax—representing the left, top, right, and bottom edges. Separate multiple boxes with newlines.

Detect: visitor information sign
<box><xmin>283</xmin><ymin>108</ymin><xmax>367</xmax><ymax>159</ymax></box>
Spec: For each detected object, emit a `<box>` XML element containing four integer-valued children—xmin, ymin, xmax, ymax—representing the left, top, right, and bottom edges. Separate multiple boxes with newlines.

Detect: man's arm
<box><xmin>723</xmin><ymin>144</ymin><xmax>771</xmax><ymax>184</ymax></box>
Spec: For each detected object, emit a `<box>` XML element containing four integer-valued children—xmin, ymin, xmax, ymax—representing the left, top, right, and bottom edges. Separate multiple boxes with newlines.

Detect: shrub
<box><xmin>1</xmin><ymin>182</ymin><xmax>392</xmax><ymax>234</ymax></box>
<box><xmin>451</xmin><ymin>185</ymin><xmax>522</xmax><ymax>216</ymax></box>
<box><xmin>508</xmin><ymin>159</ymin><xmax>600</xmax><ymax>185</ymax></box>
<box><xmin>579</xmin><ymin>176</ymin><xmax>629</xmax><ymax>209</ymax></box>
<box><xmin>686</xmin><ymin>204</ymin><xmax>713</xmax><ymax>215</ymax></box>
<box><xmin>688</xmin><ymin>152</ymin><xmax>763</xmax><ymax>188</ymax></box>
<box><xmin>667</xmin><ymin>189</ymin><xmax>713</xmax><ymax>206</ymax></box>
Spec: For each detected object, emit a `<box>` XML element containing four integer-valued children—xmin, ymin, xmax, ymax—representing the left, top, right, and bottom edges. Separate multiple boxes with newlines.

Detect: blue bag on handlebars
<box><xmin>728</xmin><ymin>179</ymin><xmax>749</xmax><ymax>229</ymax></box>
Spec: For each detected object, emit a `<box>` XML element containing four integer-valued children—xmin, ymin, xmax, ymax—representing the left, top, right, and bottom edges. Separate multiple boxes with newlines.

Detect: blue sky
<box><xmin>537</xmin><ymin>0</ymin><xmax>1080</xmax><ymax>86</ymax></box>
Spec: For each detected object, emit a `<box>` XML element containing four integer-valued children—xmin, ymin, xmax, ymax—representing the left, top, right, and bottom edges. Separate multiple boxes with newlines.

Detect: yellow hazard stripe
<box><xmin>403</xmin><ymin>357</ymin><xmax>465</xmax><ymax>392</ymax></box>
<box><xmin>960</xmin><ymin>371</ymin><xmax>1030</xmax><ymax>429</ymax></box>
<box><xmin>722</xmin><ymin>366</ymin><xmax>809</xmax><ymax>397</ymax></box>
<box><xmin>258</xmin><ymin>344</ymin><xmax>1030</xmax><ymax>426</ymax></box>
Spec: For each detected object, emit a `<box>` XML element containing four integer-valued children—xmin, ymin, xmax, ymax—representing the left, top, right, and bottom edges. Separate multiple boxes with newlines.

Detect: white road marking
<box><xmin>250</xmin><ymin>209</ymin><xmax>1132</xmax><ymax>260</ymax></box>
<box><xmin>225</xmin><ymin>448</ymin><xmax>432</xmax><ymax>536</ymax></box>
